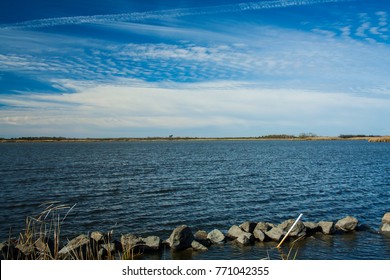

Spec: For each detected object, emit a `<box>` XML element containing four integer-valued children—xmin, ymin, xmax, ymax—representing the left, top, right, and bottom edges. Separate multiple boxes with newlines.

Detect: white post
<box><xmin>276</xmin><ymin>213</ymin><xmax>303</xmax><ymax>248</ymax></box>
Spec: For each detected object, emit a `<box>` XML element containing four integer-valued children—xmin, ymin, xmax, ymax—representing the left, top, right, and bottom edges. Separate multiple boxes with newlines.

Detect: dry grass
<box><xmin>368</xmin><ymin>136</ymin><xmax>390</xmax><ymax>142</ymax></box>
<box><xmin>263</xmin><ymin>235</ymin><xmax>304</xmax><ymax>260</ymax></box>
<box><xmin>278</xmin><ymin>235</ymin><xmax>304</xmax><ymax>260</ymax></box>
<box><xmin>1</xmin><ymin>202</ymin><xmax>120</xmax><ymax>260</ymax></box>
<box><xmin>11</xmin><ymin>201</ymin><xmax>75</xmax><ymax>260</ymax></box>
<box><xmin>1</xmin><ymin>202</ymin><xmax>147</xmax><ymax>260</ymax></box>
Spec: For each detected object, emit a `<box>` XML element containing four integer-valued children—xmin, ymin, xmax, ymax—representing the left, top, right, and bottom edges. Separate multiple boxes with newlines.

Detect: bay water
<box><xmin>0</xmin><ymin>140</ymin><xmax>389</xmax><ymax>259</ymax></box>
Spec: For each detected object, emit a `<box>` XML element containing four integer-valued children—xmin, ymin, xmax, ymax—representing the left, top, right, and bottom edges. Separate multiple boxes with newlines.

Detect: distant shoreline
<box><xmin>1</xmin><ymin>136</ymin><xmax>390</xmax><ymax>143</ymax></box>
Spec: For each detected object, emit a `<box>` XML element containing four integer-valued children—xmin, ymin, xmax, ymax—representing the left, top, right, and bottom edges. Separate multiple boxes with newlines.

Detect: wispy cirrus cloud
<box><xmin>0</xmin><ymin>0</ymin><xmax>352</xmax><ymax>30</ymax></box>
<box><xmin>2</xmin><ymin>22</ymin><xmax>390</xmax><ymax>96</ymax></box>
<box><xmin>356</xmin><ymin>11</ymin><xmax>389</xmax><ymax>40</ymax></box>
<box><xmin>314</xmin><ymin>10</ymin><xmax>389</xmax><ymax>42</ymax></box>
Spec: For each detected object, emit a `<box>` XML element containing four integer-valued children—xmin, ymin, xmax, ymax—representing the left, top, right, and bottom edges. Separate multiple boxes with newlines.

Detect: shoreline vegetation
<box><xmin>1</xmin><ymin>135</ymin><xmax>390</xmax><ymax>143</ymax></box>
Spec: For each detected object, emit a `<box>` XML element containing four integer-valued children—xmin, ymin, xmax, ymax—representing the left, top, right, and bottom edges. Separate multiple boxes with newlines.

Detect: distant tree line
<box><xmin>9</xmin><ymin>136</ymin><xmax>69</xmax><ymax>141</ymax></box>
<box><xmin>298</xmin><ymin>132</ymin><xmax>317</xmax><ymax>138</ymax></box>
<box><xmin>260</xmin><ymin>133</ymin><xmax>318</xmax><ymax>139</ymax></box>
<box><xmin>259</xmin><ymin>134</ymin><xmax>297</xmax><ymax>139</ymax></box>
<box><xmin>339</xmin><ymin>134</ymin><xmax>380</xmax><ymax>138</ymax></box>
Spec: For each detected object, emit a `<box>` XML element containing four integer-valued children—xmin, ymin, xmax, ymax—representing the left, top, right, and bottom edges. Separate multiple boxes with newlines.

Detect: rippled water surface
<box><xmin>0</xmin><ymin>140</ymin><xmax>389</xmax><ymax>259</ymax></box>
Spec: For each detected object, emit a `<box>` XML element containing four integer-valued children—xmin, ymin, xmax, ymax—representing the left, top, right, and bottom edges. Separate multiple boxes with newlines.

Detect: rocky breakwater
<box><xmin>1</xmin><ymin>213</ymin><xmax>389</xmax><ymax>260</ymax></box>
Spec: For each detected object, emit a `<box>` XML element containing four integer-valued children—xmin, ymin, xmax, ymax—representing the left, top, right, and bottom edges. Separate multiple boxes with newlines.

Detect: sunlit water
<box><xmin>0</xmin><ymin>140</ymin><xmax>389</xmax><ymax>259</ymax></box>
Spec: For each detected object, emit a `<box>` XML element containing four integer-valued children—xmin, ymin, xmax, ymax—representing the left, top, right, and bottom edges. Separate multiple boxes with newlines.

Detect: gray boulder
<box><xmin>207</xmin><ymin>229</ymin><xmax>225</xmax><ymax>244</ymax></box>
<box><xmin>59</xmin><ymin>234</ymin><xmax>90</xmax><ymax>259</ymax></box>
<box><xmin>121</xmin><ymin>234</ymin><xmax>143</xmax><ymax>253</ymax></box>
<box><xmin>142</xmin><ymin>236</ymin><xmax>161</xmax><ymax>251</ymax></box>
<box><xmin>380</xmin><ymin>223</ymin><xmax>390</xmax><ymax>232</ymax></box>
<box><xmin>191</xmin><ymin>240</ymin><xmax>208</xmax><ymax>251</ymax></box>
<box><xmin>16</xmin><ymin>243</ymin><xmax>35</xmax><ymax>258</ymax></box>
<box><xmin>194</xmin><ymin>230</ymin><xmax>212</xmax><ymax>246</ymax></box>
<box><xmin>335</xmin><ymin>216</ymin><xmax>359</xmax><ymax>232</ymax></box>
<box><xmin>90</xmin><ymin>231</ymin><xmax>105</xmax><ymax>243</ymax></box>
<box><xmin>265</xmin><ymin>227</ymin><xmax>284</xmax><ymax>241</ymax></box>
<box><xmin>236</xmin><ymin>233</ymin><xmax>254</xmax><ymax>246</ymax></box>
<box><xmin>90</xmin><ymin>231</ymin><xmax>109</xmax><ymax>257</ymax></box>
<box><xmin>267</xmin><ymin>222</ymin><xmax>276</xmax><ymax>228</ymax></box>
<box><xmin>34</xmin><ymin>237</ymin><xmax>54</xmax><ymax>258</ymax></box>
<box><xmin>303</xmin><ymin>222</ymin><xmax>319</xmax><ymax>234</ymax></box>
<box><xmin>253</xmin><ymin>229</ymin><xmax>266</xmax><ymax>242</ymax></box>
<box><xmin>318</xmin><ymin>221</ymin><xmax>334</xmax><ymax>235</ymax></box>
<box><xmin>227</xmin><ymin>225</ymin><xmax>245</xmax><ymax>239</ymax></box>
<box><xmin>168</xmin><ymin>225</ymin><xmax>194</xmax><ymax>251</ymax></box>
<box><xmin>99</xmin><ymin>243</ymin><xmax>116</xmax><ymax>259</ymax></box>
<box><xmin>239</xmin><ymin>221</ymin><xmax>257</xmax><ymax>233</ymax></box>
<box><xmin>380</xmin><ymin>213</ymin><xmax>390</xmax><ymax>232</ymax></box>
<box><xmin>255</xmin><ymin>222</ymin><xmax>271</xmax><ymax>232</ymax></box>
<box><xmin>278</xmin><ymin>219</ymin><xmax>306</xmax><ymax>237</ymax></box>
<box><xmin>194</xmin><ymin>230</ymin><xmax>208</xmax><ymax>241</ymax></box>
<box><xmin>227</xmin><ymin>225</ymin><xmax>254</xmax><ymax>245</ymax></box>
<box><xmin>382</xmin><ymin>213</ymin><xmax>390</xmax><ymax>224</ymax></box>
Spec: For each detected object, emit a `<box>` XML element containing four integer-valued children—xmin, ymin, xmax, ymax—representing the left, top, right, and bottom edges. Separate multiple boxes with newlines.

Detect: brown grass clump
<box><xmin>1</xmin><ymin>202</ymin><xmax>133</xmax><ymax>260</ymax></box>
<box><xmin>2</xmin><ymin>201</ymin><xmax>74</xmax><ymax>260</ymax></box>
<box><xmin>368</xmin><ymin>136</ymin><xmax>390</xmax><ymax>142</ymax></box>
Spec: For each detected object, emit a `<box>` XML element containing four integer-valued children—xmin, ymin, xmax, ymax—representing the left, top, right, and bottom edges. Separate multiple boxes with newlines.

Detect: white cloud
<box><xmin>353</xmin><ymin>11</ymin><xmax>389</xmax><ymax>40</ymax></box>
<box><xmin>356</xmin><ymin>22</ymin><xmax>370</xmax><ymax>37</ymax></box>
<box><xmin>1</xmin><ymin>80</ymin><xmax>389</xmax><ymax>137</ymax></box>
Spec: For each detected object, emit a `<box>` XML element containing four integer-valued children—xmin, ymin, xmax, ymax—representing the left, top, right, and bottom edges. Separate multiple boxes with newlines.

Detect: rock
<box><xmin>191</xmin><ymin>240</ymin><xmax>208</xmax><ymax>251</ymax></box>
<box><xmin>34</xmin><ymin>237</ymin><xmax>54</xmax><ymax>258</ymax></box>
<box><xmin>335</xmin><ymin>216</ymin><xmax>359</xmax><ymax>232</ymax></box>
<box><xmin>253</xmin><ymin>229</ymin><xmax>266</xmax><ymax>242</ymax></box>
<box><xmin>303</xmin><ymin>222</ymin><xmax>319</xmax><ymax>234</ymax></box>
<box><xmin>267</xmin><ymin>222</ymin><xmax>276</xmax><ymax>228</ymax></box>
<box><xmin>121</xmin><ymin>234</ymin><xmax>143</xmax><ymax>253</ymax></box>
<box><xmin>227</xmin><ymin>225</ymin><xmax>245</xmax><ymax>239</ymax></box>
<box><xmin>379</xmin><ymin>213</ymin><xmax>390</xmax><ymax>232</ymax></box>
<box><xmin>278</xmin><ymin>219</ymin><xmax>306</xmax><ymax>237</ymax></box>
<box><xmin>380</xmin><ymin>223</ymin><xmax>390</xmax><ymax>232</ymax></box>
<box><xmin>91</xmin><ymin>231</ymin><xmax>104</xmax><ymax>242</ymax></box>
<box><xmin>227</xmin><ymin>225</ymin><xmax>254</xmax><ymax>244</ymax></box>
<box><xmin>382</xmin><ymin>213</ymin><xmax>390</xmax><ymax>224</ymax></box>
<box><xmin>194</xmin><ymin>230</ymin><xmax>208</xmax><ymax>241</ymax></box>
<box><xmin>255</xmin><ymin>222</ymin><xmax>270</xmax><ymax>232</ymax></box>
<box><xmin>58</xmin><ymin>234</ymin><xmax>90</xmax><ymax>259</ymax></box>
<box><xmin>236</xmin><ymin>232</ymin><xmax>254</xmax><ymax>245</ymax></box>
<box><xmin>207</xmin><ymin>229</ymin><xmax>225</xmax><ymax>244</ymax></box>
<box><xmin>101</xmin><ymin>243</ymin><xmax>116</xmax><ymax>254</ymax></box>
<box><xmin>239</xmin><ymin>221</ymin><xmax>257</xmax><ymax>233</ymax></box>
<box><xmin>15</xmin><ymin>243</ymin><xmax>35</xmax><ymax>259</ymax></box>
<box><xmin>99</xmin><ymin>243</ymin><xmax>116</xmax><ymax>259</ymax></box>
<box><xmin>142</xmin><ymin>236</ymin><xmax>161</xmax><ymax>251</ymax></box>
<box><xmin>194</xmin><ymin>230</ymin><xmax>212</xmax><ymax>247</ymax></box>
<box><xmin>168</xmin><ymin>225</ymin><xmax>194</xmax><ymax>251</ymax></box>
<box><xmin>91</xmin><ymin>231</ymin><xmax>106</xmax><ymax>243</ymax></box>
<box><xmin>90</xmin><ymin>232</ymin><xmax>107</xmax><ymax>257</ymax></box>
<box><xmin>236</xmin><ymin>233</ymin><xmax>252</xmax><ymax>245</ymax></box>
<box><xmin>318</xmin><ymin>221</ymin><xmax>334</xmax><ymax>235</ymax></box>
<box><xmin>91</xmin><ymin>230</ymin><xmax>113</xmax><ymax>244</ymax></box>
<box><xmin>265</xmin><ymin>227</ymin><xmax>284</xmax><ymax>242</ymax></box>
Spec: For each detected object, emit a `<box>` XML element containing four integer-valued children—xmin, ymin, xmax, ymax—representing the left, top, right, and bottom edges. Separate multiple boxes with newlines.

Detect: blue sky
<box><xmin>1</xmin><ymin>0</ymin><xmax>389</xmax><ymax>137</ymax></box>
